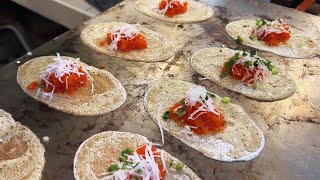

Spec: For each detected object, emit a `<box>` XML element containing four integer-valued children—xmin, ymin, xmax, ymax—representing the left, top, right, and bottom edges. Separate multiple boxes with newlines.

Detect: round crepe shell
<box><xmin>226</xmin><ymin>19</ymin><xmax>320</xmax><ymax>58</ymax></box>
<box><xmin>73</xmin><ymin>131</ymin><xmax>200</xmax><ymax>180</ymax></box>
<box><xmin>80</xmin><ymin>22</ymin><xmax>176</xmax><ymax>62</ymax></box>
<box><xmin>135</xmin><ymin>0</ymin><xmax>214</xmax><ymax>23</ymax></box>
<box><xmin>0</xmin><ymin>109</ymin><xmax>45</xmax><ymax>180</ymax></box>
<box><xmin>191</xmin><ymin>47</ymin><xmax>297</xmax><ymax>101</ymax></box>
<box><xmin>144</xmin><ymin>79</ymin><xmax>265</xmax><ymax>162</ymax></box>
<box><xmin>17</xmin><ymin>56</ymin><xmax>127</xmax><ymax>116</ymax></box>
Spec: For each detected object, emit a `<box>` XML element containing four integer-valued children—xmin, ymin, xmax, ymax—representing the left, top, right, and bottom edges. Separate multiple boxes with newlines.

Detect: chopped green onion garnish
<box><xmin>220</xmin><ymin>52</ymin><xmax>240</xmax><ymax>79</ymax></box>
<box><xmin>174</xmin><ymin>110</ymin><xmax>186</xmax><ymax>117</ymax></box>
<box><xmin>135</xmin><ymin>169</ymin><xmax>143</xmax><ymax>174</ymax></box>
<box><xmin>205</xmin><ymin>95</ymin><xmax>209</xmax><ymax>100</ymax></box>
<box><xmin>244</xmin><ymin>61</ymin><xmax>252</xmax><ymax>67</ymax></box>
<box><xmin>134</xmin><ymin>175</ymin><xmax>140</xmax><ymax>180</ymax></box>
<box><xmin>222</xmin><ymin>97</ymin><xmax>230</xmax><ymax>103</ymax></box>
<box><xmin>242</xmin><ymin>51</ymin><xmax>248</xmax><ymax>56</ymax></box>
<box><xmin>207</xmin><ymin>92</ymin><xmax>216</xmax><ymax>98</ymax></box>
<box><xmin>236</xmin><ymin>36</ymin><xmax>244</xmax><ymax>44</ymax></box>
<box><xmin>249</xmin><ymin>34</ymin><xmax>256</xmax><ymax>40</ymax></box>
<box><xmin>268</xmin><ymin>63</ymin><xmax>275</xmax><ymax>71</ymax></box>
<box><xmin>125</xmin><ymin>161</ymin><xmax>134</xmax><ymax>165</ymax></box>
<box><xmin>108</xmin><ymin>164</ymin><xmax>119</xmax><ymax>172</ymax></box>
<box><xmin>169</xmin><ymin>160</ymin><xmax>174</xmax><ymax>167</ymax></box>
<box><xmin>272</xmin><ymin>68</ymin><xmax>279</xmax><ymax>74</ymax></box>
<box><xmin>178</xmin><ymin>23</ymin><xmax>184</xmax><ymax>28</ymax></box>
<box><xmin>252</xmin><ymin>83</ymin><xmax>258</xmax><ymax>89</ymax></box>
<box><xmin>163</xmin><ymin>111</ymin><xmax>170</xmax><ymax>120</ymax></box>
<box><xmin>121</xmin><ymin>148</ymin><xmax>134</xmax><ymax>156</ymax></box>
<box><xmin>119</xmin><ymin>156</ymin><xmax>127</xmax><ymax>162</ymax></box>
<box><xmin>243</xmin><ymin>25</ymin><xmax>249</xmax><ymax>27</ymax></box>
<box><xmin>256</xmin><ymin>18</ymin><xmax>266</xmax><ymax>28</ymax></box>
<box><xmin>220</xmin><ymin>72</ymin><xmax>228</xmax><ymax>78</ymax></box>
<box><xmin>250</xmin><ymin>49</ymin><xmax>256</xmax><ymax>57</ymax></box>
<box><xmin>260</xmin><ymin>59</ymin><xmax>276</xmax><ymax>71</ymax></box>
<box><xmin>174</xmin><ymin>100</ymin><xmax>186</xmax><ymax>117</ymax></box>
<box><xmin>122</xmin><ymin>164</ymin><xmax>129</xmax><ymax>169</ymax></box>
<box><xmin>175</xmin><ymin>163</ymin><xmax>184</xmax><ymax>171</ymax></box>
<box><xmin>230</xmin><ymin>52</ymin><xmax>240</xmax><ymax>61</ymax></box>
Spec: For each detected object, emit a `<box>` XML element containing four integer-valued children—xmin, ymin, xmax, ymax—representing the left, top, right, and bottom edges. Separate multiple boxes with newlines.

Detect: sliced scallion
<box><xmin>272</xmin><ymin>68</ymin><xmax>279</xmax><ymax>74</ymax></box>
<box><xmin>108</xmin><ymin>164</ymin><xmax>119</xmax><ymax>172</ymax></box>
<box><xmin>256</xmin><ymin>19</ymin><xmax>266</xmax><ymax>28</ymax></box>
<box><xmin>236</xmin><ymin>36</ymin><xmax>244</xmax><ymax>44</ymax></box>
<box><xmin>222</xmin><ymin>97</ymin><xmax>230</xmax><ymax>103</ymax></box>
<box><xmin>121</xmin><ymin>148</ymin><xmax>134</xmax><ymax>156</ymax></box>
<box><xmin>244</xmin><ymin>61</ymin><xmax>252</xmax><ymax>67</ymax></box>
<box><xmin>175</xmin><ymin>163</ymin><xmax>184</xmax><ymax>171</ymax></box>
<box><xmin>119</xmin><ymin>156</ymin><xmax>127</xmax><ymax>162</ymax></box>
<box><xmin>252</xmin><ymin>83</ymin><xmax>258</xmax><ymax>89</ymax></box>
<box><xmin>163</xmin><ymin>111</ymin><xmax>170</xmax><ymax>120</ymax></box>
<box><xmin>249</xmin><ymin>34</ymin><xmax>256</xmax><ymax>40</ymax></box>
<box><xmin>174</xmin><ymin>100</ymin><xmax>186</xmax><ymax>117</ymax></box>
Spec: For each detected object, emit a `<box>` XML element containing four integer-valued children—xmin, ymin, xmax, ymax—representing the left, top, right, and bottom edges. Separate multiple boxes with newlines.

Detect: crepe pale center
<box><xmin>0</xmin><ymin>135</ymin><xmax>28</xmax><ymax>161</ymax></box>
<box><xmin>90</xmin><ymin>146</ymin><xmax>117</xmax><ymax>178</ymax></box>
<box><xmin>73</xmin><ymin>74</ymin><xmax>115</xmax><ymax>102</ymax></box>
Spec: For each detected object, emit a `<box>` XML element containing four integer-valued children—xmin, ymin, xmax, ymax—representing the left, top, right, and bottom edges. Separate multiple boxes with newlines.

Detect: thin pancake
<box><xmin>0</xmin><ymin>109</ymin><xmax>45</xmax><ymax>180</ymax></box>
<box><xmin>191</xmin><ymin>47</ymin><xmax>296</xmax><ymax>101</ymax></box>
<box><xmin>17</xmin><ymin>56</ymin><xmax>126</xmax><ymax>116</ymax></box>
<box><xmin>144</xmin><ymin>79</ymin><xmax>265</xmax><ymax>162</ymax></box>
<box><xmin>135</xmin><ymin>0</ymin><xmax>214</xmax><ymax>23</ymax></box>
<box><xmin>73</xmin><ymin>131</ymin><xmax>200</xmax><ymax>180</ymax></box>
<box><xmin>226</xmin><ymin>19</ymin><xmax>320</xmax><ymax>58</ymax></box>
<box><xmin>81</xmin><ymin>22</ymin><xmax>176</xmax><ymax>62</ymax></box>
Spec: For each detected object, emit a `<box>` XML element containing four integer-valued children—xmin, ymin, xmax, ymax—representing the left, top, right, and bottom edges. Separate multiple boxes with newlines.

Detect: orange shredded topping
<box><xmin>99</xmin><ymin>33</ymin><xmax>147</xmax><ymax>52</ymax></box>
<box><xmin>168</xmin><ymin>100</ymin><xmax>226</xmax><ymax>135</ymax></box>
<box><xmin>27</xmin><ymin>81</ymin><xmax>39</xmax><ymax>91</ymax></box>
<box><xmin>222</xmin><ymin>63</ymin><xmax>264</xmax><ymax>84</ymax></box>
<box><xmin>135</xmin><ymin>144</ymin><xmax>166</xmax><ymax>179</ymax></box>
<box><xmin>257</xmin><ymin>24</ymin><xmax>290</xmax><ymax>46</ymax></box>
<box><xmin>159</xmin><ymin>0</ymin><xmax>188</xmax><ymax>17</ymax></box>
<box><xmin>27</xmin><ymin>66</ymin><xmax>88</xmax><ymax>95</ymax></box>
<box><xmin>42</xmin><ymin>66</ymin><xmax>87</xmax><ymax>95</ymax></box>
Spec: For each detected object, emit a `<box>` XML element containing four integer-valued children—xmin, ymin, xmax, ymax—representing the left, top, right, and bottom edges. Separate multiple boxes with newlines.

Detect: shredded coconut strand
<box><xmin>160</xmin><ymin>150</ymin><xmax>169</xmax><ymax>175</ymax></box>
<box><xmin>158</xmin><ymin>0</ymin><xmax>186</xmax><ymax>15</ymax></box>
<box><xmin>153</xmin><ymin>103</ymin><xmax>165</xmax><ymax>147</ymax></box>
<box><xmin>185</xmin><ymin>86</ymin><xmax>220</xmax><ymax>120</ymax></box>
<box><xmin>37</xmin><ymin>53</ymin><xmax>94</xmax><ymax>102</ymax></box>
<box><xmin>108</xmin><ymin>24</ymin><xmax>141</xmax><ymax>51</ymax></box>
<box><xmin>252</xmin><ymin>18</ymin><xmax>289</xmax><ymax>40</ymax></box>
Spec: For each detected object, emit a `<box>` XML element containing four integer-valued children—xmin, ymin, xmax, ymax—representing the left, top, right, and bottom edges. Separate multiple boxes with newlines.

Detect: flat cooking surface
<box><xmin>1</xmin><ymin>0</ymin><xmax>320</xmax><ymax>179</ymax></box>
